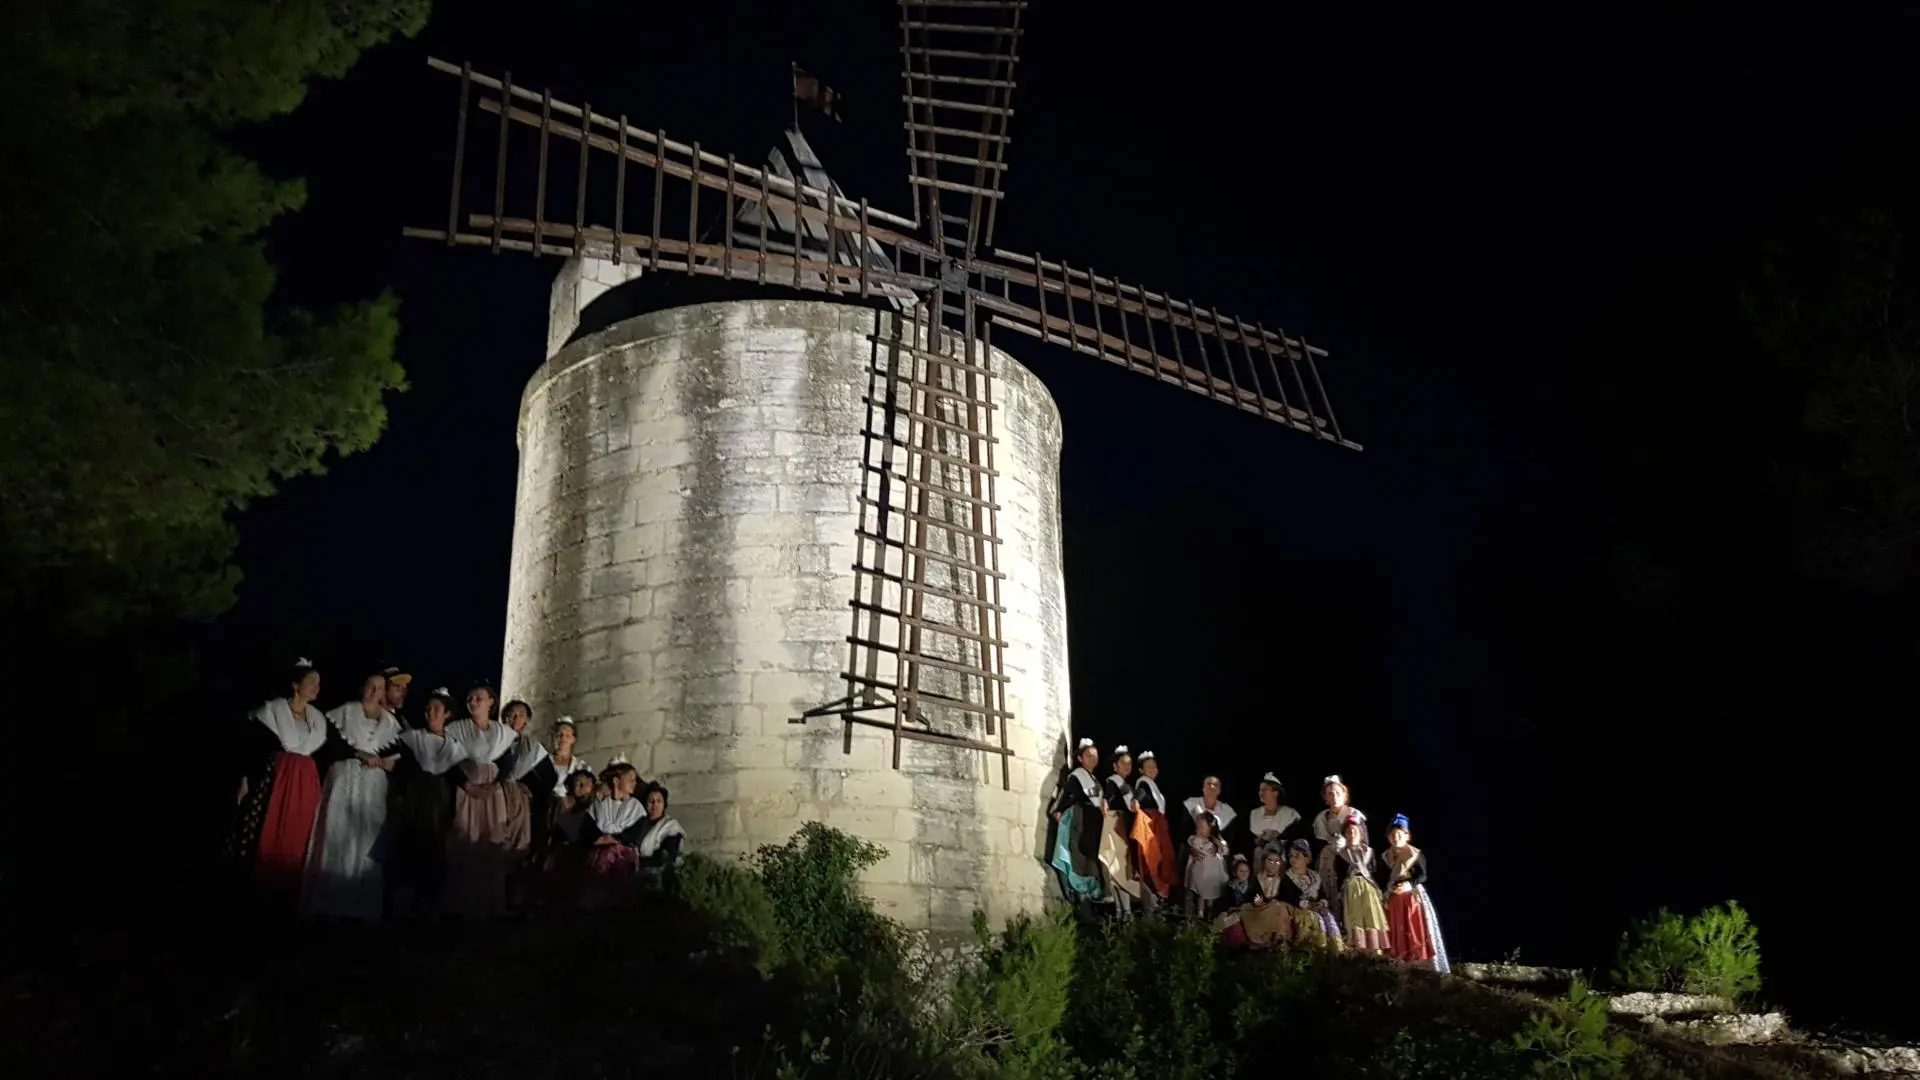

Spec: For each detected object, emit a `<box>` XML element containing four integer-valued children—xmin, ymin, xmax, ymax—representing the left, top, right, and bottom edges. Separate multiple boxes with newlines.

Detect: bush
<box><xmin>679</xmin><ymin>853</ymin><xmax>785</xmax><ymax>976</ymax></box>
<box><xmin>1682</xmin><ymin>902</ymin><xmax>1761</xmax><ymax>1003</ymax></box>
<box><xmin>1514</xmin><ymin>978</ymin><xmax>1636</xmax><ymax>1080</ymax></box>
<box><xmin>751</xmin><ymin>822</ymin><xmax>902</xmax><ymax>980</ymax></box>
<box><xmin>1613</xmin><ymin>909</ymin><xmax>1694</xmax><ymax>992</ymax></box>
<box><xmin>1611</xmin><ymin>901</ymin><xmax>1762</xmax><ymax>1003</ymax></box>
<box><xmin>942</xmin><ymin>911</ymin><xmax>1077</xmax><ymax>1080</ymax></box>
<box><xmin>1057</xmin><ymin>917</ymin><xmax>1222</xmax><ymax>1080</ymax></box>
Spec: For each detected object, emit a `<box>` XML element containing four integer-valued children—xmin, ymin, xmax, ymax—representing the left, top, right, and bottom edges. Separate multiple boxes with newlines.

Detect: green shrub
<box><xmin>1514</xmin><ymin>978</ymin><xmax>1635</xmax><ymax>1080</ymax></box>
<box><xmin>679</xmin><ymin>853</ymin><xmax>785</xmax><ymax>976</ymax></box>
<box><xmin>1057</xmin><ymin>917</ymin><xmax>1222</xmax><ymax>1080</ymax></box>
<box><xmin>943</xmin><ymin>910</ymin><xmax>1077</xmax><ymax>1080</ymax></box>
<box><xmin>1681</xmin><ymin>901</ymin><xmax>1761</xmax><ymax>1003</ymax></box>
<box><xmin>1612</xmin><ymin>909</ymin><xmax>1694</xmax><ymax>992</ymax></box>
<box><xmin>1374</xmin><ymin>1026</ymin><xmax>1530</xmax><ymax>1080</ymax></box>
<box><xmin>1610</xmin><ymin>901</ymin><xmax>1762</xmax><ymax>1002</ymax></box>
<box><xmin>752</xmin><ymin>822</ymin><xmax>901</xmax><ymax>978</ymax></box>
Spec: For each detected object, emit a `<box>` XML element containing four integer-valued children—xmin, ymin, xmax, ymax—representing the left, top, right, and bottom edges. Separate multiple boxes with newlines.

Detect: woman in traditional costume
<box><xmin>443</xmin><ymin>682</ymin><xmax>525</xmax><ymax>919</ymax></box>
<box><xmin>633</xmin><ymin>783</ymin><xmax>686</xmax><ymax>887</ymax></box>
<box><xmin>1183</xmin><ymin>776</ymin><xmax>1237</xmax><ymax>853</ymax></box>
<box><xmin>228</xmin><ymin>658</ymin><xmax>329</xmax><ymax>905</ymax></box>
<box><xmin>303</xmin><ymin>670</ymin><xmax>402</xmax><ymax>919</ymax></box>
<box><xmin>1185</xmin><ymin>811</ymin><xmax>1228</xmax><ymax>918</ymax></box>
<box><xmin>1097</xmin><ymin>745</ymin><xmax>1142</xmax><ymax>918</ymax></box>
<box><xmin>581</xmin><ymin>759</ymin><xmax>646</xmax><ymax>906</ymax></box>
<box><xmin>1273</xmin><ymin>838</ymin><xmax>1343</xmax><ymax>947</ymax></box>
<box><xmin>1047</xmin><ymin>738</ymin><xmax>1106</xmax><ymax>904</ymax></box>
<box><xmin>1310</xmin><ymin>774</ymin><xmax>1367</xmax><ymax>921</ymax></box>
<box><xmin>539</xmin><ymin>769</ymin><xmax>600</xmax><ymax>908</ymax></box>
<box><xmin>544</xmin><ymin>717</ymin><xmax>593</xmax><ymax>797</ymax></box>
<box><xmin>1245</xmin><ymin>773</ymin><xmax>1304</xmax><ymax>866</ymax></box>
<box><xmin>1129</xmin><ymin>750</ymin><xmax>1178</xmax><ymax>913</ymax></box>
<box><xmin>1382</xmin><ymin>814</ymin><xmax>1449</xmax><ymax>972</ymax></box>
<box><xmin>1333</xmin><ymin>814</ymin><xmax>1389</xmax><ymax>952</ymax></box>
<box><xmin>385</xmin><ymin>687</ymin><xmax>466</xmax><ymax>918</ymax></box>
<box><xmin>1235</xmin><ymin>849</ymin><xmax>1295</xmax><ymax>947</ymax></box>
<box><xmin>499</xmin><ymin>699</ymin><xmax>550</xmax><ymax>909</ymax></box>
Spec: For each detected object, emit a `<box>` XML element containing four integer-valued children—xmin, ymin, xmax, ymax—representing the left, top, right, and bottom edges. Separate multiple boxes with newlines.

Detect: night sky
<box><xmin>206</xmin><ymin>1</ymin><xmax>1915</xmax><ymax>1034</ymax></box>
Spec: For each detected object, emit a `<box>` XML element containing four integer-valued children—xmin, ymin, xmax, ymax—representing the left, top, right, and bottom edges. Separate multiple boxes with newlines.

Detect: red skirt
<box><xmin>1387</xmin><ymin>887</ymin><xmax>1435</xmax><ymax>964</ymax></box>
<box><xmin>1131</xmin><ymin>810</ymin><xmax>1179</xmax><ymax>899</ymax></box>
<box><xmin>252</xmin><ymin>751</ymin><xmax>321</xmax><ymax>896</ymax></box>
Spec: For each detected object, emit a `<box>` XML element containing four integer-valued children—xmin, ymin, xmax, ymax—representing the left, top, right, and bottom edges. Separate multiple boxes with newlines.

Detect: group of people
<box><xmin>226</xmin><ymin>658</ymin><xmax>686</xmax><ymax>920</ymax></box>
<box><xmin>1047</xmin><ymin>739</ymin><xmax>1450</xmax><ymax>973</ymax></box>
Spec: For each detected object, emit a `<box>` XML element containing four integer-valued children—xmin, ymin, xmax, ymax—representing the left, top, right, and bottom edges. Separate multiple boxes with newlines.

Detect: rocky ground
<box><xmin>1456</xmin><ymin>963</ymin><xmax>1920</xmax><ymax>1077</ymax></box>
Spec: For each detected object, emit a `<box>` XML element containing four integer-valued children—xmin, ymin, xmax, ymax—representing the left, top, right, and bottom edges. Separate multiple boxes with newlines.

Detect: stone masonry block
<box><xmin>660</xmin><ymin>769</ymin><xmax>737</xmax><ymax>805</ymax></box>
<box><xmin>611</xmin><ymin>523</ymin><xmax>665</xmax><ymax>564</ymax></box>
<box><xmin>575</xmin><ymin>594</ymin><xmax>629</xmax><ymax>631</ymax></box>
<box><xmin>861</xmin><ymin>840</ymin><xmax>915</xmax><ymax>886</ymax></box>
<box><xmin>752</xmin><ymin>671</ymin><xmax>835</xmax><ymax>714</ymax></box>
<box><xmin>652</xmin><ymin>740</ymin><xmax>718</xmax><ymax>774</ymax></box>
<box><xmin>608</xmin><ymin>681</ymin><xmax>656</xmax><ymax>715</ymax></box>
<box><xmin>680</xmin><ymin>673</ymin><xmax>753</xmax><ymax>707</ymax></box>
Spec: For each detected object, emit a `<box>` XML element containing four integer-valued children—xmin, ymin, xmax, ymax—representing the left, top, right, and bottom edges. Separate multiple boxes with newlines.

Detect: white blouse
<box><xmin>1247</xmin><ymin>805</ymin><xmax>1302</xmax><ymax>841</ymax></box>
<box><xmin>252</xmin><ymin>698</ymin><xmax>329</xmax><ymax>756</ymax></box>
<box><xmin>1184</xmin><ymin>796</ymin><xmax>1237</xmax><ymax>832</ymax></box>
<box><xmin>549</xmin><ymin>755</ymin><xmax>593</xmax><ymax>796</ymax></box>
<box><xmin>396</xmin><ymin>728</ymin><xmax>467</xmax><ymax>776</ymax></box>
<box><xmin>589</xmin><ymin>795</ymin><xmax>646</xmax><ymax>837</ymax></box>
<box><xmin>324</xmin><ymin>702</ymin><xmax>401</xmax><ymax>756</ymax></box>
<box><xmin>635</xmin><ymin>815</ymin><xmax>686</xmax><ymax>858</ymax></box>
<box><xmin>445</xmin><ymin>719</ymin><xmax>517</xmax><ymax>767</ymax></box>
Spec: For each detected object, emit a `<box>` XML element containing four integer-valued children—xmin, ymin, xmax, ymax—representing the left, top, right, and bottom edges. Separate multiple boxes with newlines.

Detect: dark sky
<box><xmin>214</xmin><ymin>1</ymin><xmax>1917</xmax><ymax>1033</ymax></box>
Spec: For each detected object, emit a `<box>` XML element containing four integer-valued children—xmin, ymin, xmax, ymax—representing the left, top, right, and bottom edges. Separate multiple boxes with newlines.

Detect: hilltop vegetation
<box><xmin>3</xmin><ymin>825</ymin><xmax>1813</xmax><ymax>1080</ymax></box>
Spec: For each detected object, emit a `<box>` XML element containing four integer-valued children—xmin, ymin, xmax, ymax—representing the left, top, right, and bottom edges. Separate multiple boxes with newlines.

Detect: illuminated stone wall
<box><xmin>502</xmin><ymin>297</ymin><xmax>1070</xmax><ymax>929</ymax></box>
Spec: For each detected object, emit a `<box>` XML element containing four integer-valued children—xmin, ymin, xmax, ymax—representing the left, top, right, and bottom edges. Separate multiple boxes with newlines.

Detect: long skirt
<box><xmin>384</xmin><ymin>770</ymin><xmax>456</xmax><ymax>908</ymax></box>
<box><xmin>1387</xmin><ymin>886</ymin><xmax>1435</xmax><ymax>965</ymax></box>
<box><xmin>444</xmin><ymin>765</ymin><xmax>531</xmax><ymax>919</ymax></box>
<box><xmin>1239</xmin><ymin>900</ymin><xmax>1292</xmax><ymax>946</ymax></box>
<box><xmin>1049</xmin><ymin>805</ymin><xmax>1105</xmax><ymax>902</ymax></box>
<box><xmin>541</xmin><ymin>844</ymin><xmax>589</xmax><ymax>908</ymax></box>
<box><xmin>581</xmin><ymin>843</ymin><xmax>638</xmax><ymax>907</ymax></box>
<box><xmin>303</xmin><ymin>760</ymin><xmax>389</xmax><ymax>919</ymax></box>
<box><xmin>1130</xmin><ymin>810</ymin><xmax>1178</xmax><ymax>899</ymax></box>
<box><xmin>1097</xmin><ymin>810</ymin><xmax>1141</xmax><ymax>899</ymax></box>
<box><xmin>1343</xmin><ymin>874</ymin><xmax>1390</xmax><ymax>952</ymax></box>
<box><xmin>1290</xmin><ymin>903</ymin><xmax>1345</xmax><ymax>949</ymax></box>
<box><xmin>1316</xmin><ymin>843</ymin><xmax>1345</xmax><ymax>921</ymax></box>
<box><xmin>247</xmin><ymin>752</ymin><xmax>322</xmax><ymax>898</ymax></box>
<box><xmin>1416</xmin><ymin>886</ymin><xmax>1450</xmax><ymax>973</ymax></box>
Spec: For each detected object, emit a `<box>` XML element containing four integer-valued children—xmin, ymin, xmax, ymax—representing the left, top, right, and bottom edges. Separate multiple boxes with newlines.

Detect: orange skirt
<box><xmin>1130</xmin><ymin>809</ymin><xmax>1178</xmax><ymax>898</ymax></box>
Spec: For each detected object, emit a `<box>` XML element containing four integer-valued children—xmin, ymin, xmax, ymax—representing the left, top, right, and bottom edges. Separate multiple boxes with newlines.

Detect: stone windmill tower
<box><xmin>402</xmin><ymin>2</ymin><xmax>1359</xmax><ymax>932</ymax></box>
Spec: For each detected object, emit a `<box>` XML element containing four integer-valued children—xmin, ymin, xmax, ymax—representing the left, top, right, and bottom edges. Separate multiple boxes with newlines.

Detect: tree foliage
<box><xmin>0</xmin><ymin>1</ymin><xmax>429</xmax><ymax>630</ymax></box>
<box><xmin>1612</xmin><ymin>901</ymin><xmax>1762</xmax><ymax>1004</ymax></box>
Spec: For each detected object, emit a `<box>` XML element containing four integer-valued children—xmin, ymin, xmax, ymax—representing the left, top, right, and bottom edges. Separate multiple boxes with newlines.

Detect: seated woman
<box><xmin>1235</xmin><ymin>849</ymin><xmax>1294</xmax><ymax>947</ymax></box>
<box><xmin>632</xmin><ymin>784</ymin><xmax>686</xmax><ymax>887</ymax></box>
<box><xmin>579</xmin><ymin>758</ymin><xmax>645</xmax><ymax>907</ymax></box>
<box><xmin>539</xmin><ymin>769</ymin><xmax>600</xmax><ymax>908</ymax></box>
<box><xmin>1272</xmin><ymin>839</ymin><xmax>1343</xmax><ymax>948</ymax></box>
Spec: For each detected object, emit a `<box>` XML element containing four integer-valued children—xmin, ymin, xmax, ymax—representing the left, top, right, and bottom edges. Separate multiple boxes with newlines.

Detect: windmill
<box><xmin>402</xmin><ymin>2</ymin><xmax>1359</xmax><ymax>795</ymax></box>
